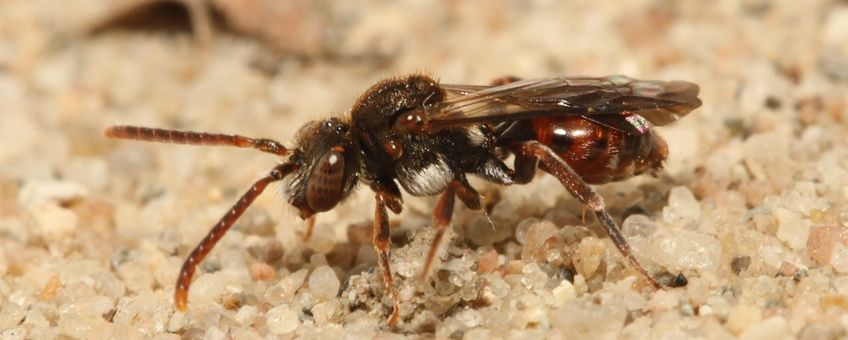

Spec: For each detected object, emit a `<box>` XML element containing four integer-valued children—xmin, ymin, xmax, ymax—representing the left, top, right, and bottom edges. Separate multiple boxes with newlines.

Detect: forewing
<box><xmin>421</xmin><ymin>76</ymin><xmax>701</xmax><ymax>134</ymax></box>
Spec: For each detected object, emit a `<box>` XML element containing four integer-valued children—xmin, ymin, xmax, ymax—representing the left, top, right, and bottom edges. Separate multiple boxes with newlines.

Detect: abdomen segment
<box><xmin>530</xmin><ymin>116</ymin><xmax>667</xmax><ymax>184</ymax></box>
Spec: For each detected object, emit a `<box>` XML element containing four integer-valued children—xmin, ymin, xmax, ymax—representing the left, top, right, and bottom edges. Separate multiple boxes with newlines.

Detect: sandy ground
<box><xmin>1</xmin><ymin>0</ymin><xmax>848</xmax><ymax>339</ymax></box>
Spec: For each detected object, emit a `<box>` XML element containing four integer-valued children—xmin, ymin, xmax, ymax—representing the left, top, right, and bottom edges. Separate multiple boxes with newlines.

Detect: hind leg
<box><xmin>511</xmin><ymin>141</ymin><xmax>663</xmax><ymax>288</ymax></box>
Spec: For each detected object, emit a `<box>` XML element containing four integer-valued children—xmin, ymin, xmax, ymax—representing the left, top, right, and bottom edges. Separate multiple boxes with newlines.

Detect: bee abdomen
<box><xmin>530</xmin><ymin>116</ymin><xmax>666</xmax><ymax>184</ymax></box>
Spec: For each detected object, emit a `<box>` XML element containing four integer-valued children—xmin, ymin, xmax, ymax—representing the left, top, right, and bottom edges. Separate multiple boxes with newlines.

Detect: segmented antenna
<box><xmin>104</xmin><ymin>125</ymin><xmax>288</xmax><ymax>156</ymax></box>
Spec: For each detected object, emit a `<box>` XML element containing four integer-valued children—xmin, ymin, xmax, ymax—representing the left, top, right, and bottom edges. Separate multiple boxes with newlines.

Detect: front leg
<box><xmin>513</xmin><ymin>141</ymin><xmax>664</xmax><ymax>288</ymax></box>
<box><xmin>300</xmin><ymin>216</ymin><xmax>316</xmax><ymax>241</ymax></box>
<box><xmin>372</xmin><ymin>185</ymin><xmax>403</xmax><ymax>326</ymax></box>
<box><xmin>175</xmin><ymin>162</ymin><xmax>296</xmax><ymax>310</ymax></box>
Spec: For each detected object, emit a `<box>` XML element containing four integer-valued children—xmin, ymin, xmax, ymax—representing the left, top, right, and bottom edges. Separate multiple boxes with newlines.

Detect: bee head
<box><xmin>283</xmin><ymin>118</ymin><xmax>360</xmax><ymax>218</ymax></box>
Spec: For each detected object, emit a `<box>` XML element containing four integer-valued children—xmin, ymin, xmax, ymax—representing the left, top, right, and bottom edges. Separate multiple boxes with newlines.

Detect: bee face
<box><xmin>284</xmin><ymin>118</ymin><xmax>360</xmax><ymax>217</ymax></box>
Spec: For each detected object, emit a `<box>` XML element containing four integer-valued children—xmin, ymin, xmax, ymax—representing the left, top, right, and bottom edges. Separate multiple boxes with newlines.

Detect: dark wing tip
<box><xmin>657</xmin><ymin>80</ymin><xmax>702</xmax><ymax>112</ymax></box>
<box><xmin>628</xmin><ymin>79</ymin><xmax>702</xmax><ymax>126</ymax></box>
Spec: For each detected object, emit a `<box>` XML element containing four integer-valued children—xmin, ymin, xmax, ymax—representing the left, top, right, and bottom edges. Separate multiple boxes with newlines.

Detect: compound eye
<box><xmin>306</xmin><ymin>147</ymin><xmax>346</xmax><ymax>212</ymax></box>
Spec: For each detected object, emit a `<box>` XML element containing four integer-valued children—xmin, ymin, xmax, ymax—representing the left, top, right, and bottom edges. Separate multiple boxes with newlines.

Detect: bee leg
<box><xmin>301</xmin><ymin>216</ymin><xmax>316</xmax><ymax>241</ymax></box>
<box><xmin>513</xmin><ymin>141</ymin><xmax>663</xmax><ymax>289</ymax></box>
<box><xmin>373</xmin><ymin>187</ymin><xmax>403</xmax><ymax>326</ymax></box>
<box><xmin>174</xmin><ymin>161</ymin><xmax>296</xmax><ymax>311</ymax></box>
<box><xmin>453</xmin><ymin>178</ymin><xmax>483</xmax><ymax>211</ymax></box>
<box><xmin>511</xmin><ymin>151</ymin><xmax>539</xmax><ymax>184</ymax></box>
<box><xmin>420</xmin><ymin>177</ymin><xmax>481</xmax><ymax>281</ymax></box>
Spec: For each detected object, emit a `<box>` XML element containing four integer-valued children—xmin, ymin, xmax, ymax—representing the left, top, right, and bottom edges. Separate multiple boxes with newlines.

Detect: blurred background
<box><xmin>1</xmin><ymin>0</ymin><xmax>844</xmax><ymax>184</ymax></box>
<box><xmin>1</xmin><ymin>0</ymin><xmax>847</xmax><ymax>338</ymax></box>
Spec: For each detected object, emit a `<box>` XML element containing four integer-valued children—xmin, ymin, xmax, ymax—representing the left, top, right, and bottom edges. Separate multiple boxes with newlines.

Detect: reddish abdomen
<box><xmin>531</xmin><ymin>116</ymin><xmax>667</xmax><ymax>184</ymax></box>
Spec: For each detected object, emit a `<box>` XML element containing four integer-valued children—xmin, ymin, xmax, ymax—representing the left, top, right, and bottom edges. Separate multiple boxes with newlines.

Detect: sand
<box><xmin>1</xmin><ymin>0</ymin><xmax>847</xmax><ymax>339</ymax></box>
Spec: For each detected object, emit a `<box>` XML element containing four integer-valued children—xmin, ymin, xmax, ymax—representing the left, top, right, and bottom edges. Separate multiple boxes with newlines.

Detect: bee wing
<box><xmin>420</xmin><ymin>76</ymin><xmax>702</xmax><ymax>134</ymax></box>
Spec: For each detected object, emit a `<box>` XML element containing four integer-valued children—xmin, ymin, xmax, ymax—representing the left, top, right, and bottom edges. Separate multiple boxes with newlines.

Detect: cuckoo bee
<box><xmin>105</xmin><ymin>73</ymin><xmax>701</xmax><ymax>325</ymax></box>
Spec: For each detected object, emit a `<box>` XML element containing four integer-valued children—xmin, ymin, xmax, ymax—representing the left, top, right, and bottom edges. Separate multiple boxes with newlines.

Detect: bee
<box><xmin>105</xmin><ymin>73</ymin><xmax>701</xmax><ymax>325</ymax></box>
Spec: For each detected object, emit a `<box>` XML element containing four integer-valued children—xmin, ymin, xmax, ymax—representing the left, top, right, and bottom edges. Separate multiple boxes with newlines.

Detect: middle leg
<box><xmin>421</xmin><ymin>178</ymin><xmax>482</xmax><ymax>280</ymax></box>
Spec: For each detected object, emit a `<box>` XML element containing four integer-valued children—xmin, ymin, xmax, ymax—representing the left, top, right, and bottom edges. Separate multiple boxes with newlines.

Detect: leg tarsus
<box><xmin>593</xmin><ymin>206</ymin><xmax>661</xmax><ymax>289</ymax></box>
<box><xmin>374</xmin><ymin>190</ymin><xmax>401</xmax><ymax>326</ymax></box>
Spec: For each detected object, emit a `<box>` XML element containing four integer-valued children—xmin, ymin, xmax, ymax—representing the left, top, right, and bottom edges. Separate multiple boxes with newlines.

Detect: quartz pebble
<box><xmin>520</xmin><ymin>220</ymin><xmax>558</xmax><ymax>261</ymax></box>
<box><xmin>1</xmin><ymin>328</ymin><xmax>25</xmax><ymax>340</ymax></box>
<box><xmin>205</xmin><ymin>327</ymin><xmax>226</xmax><ymax>340</ymax></box>
<box><xmin>728</xmin><ymin>304</ymin><xmax>763</xmax><ymax>335</ymax></box>
<box><xmin>650</xmin><ymin>289</ymin><xmax>681</xmax><ymax>312</ymax></box>
<box><xmin>31</xmin><ymin>203</ymin><xmax>79</xmax><ymax>243</ymax></box>
<box><xmin>308</xmin><ymin>266</ymin><xmax>341</xmax><ymax>301</ymax></box>
<box><xmin>466</xmin><ymin>214</ymin><xmax>512</xmax><ymax>246</ymax></box>
<box><xmin>514</xmin><ymin>218</ymin><xmax>539</xmax><ymax>245</ymax></box>
<box><xmin>574</xmin><ymin>237</ymin><xmax>606</xmax><ymax>279</ymax></box>
<box><xmin>234</xmin><ymin>305</ymin><xmax>258</xmax><ymax>327</ymax></box>
<box><xmin>651</xmin><ymin>230</ymin><xmax>722</xmax><ymax>272</ymax></box>
<box><xmin>265</xmin><ymin>305</ymin><xmax>299</xmax><ymax>334</ymax></box>
<box><xmin>18</xmin><ymin>180</ymin><xmax>88</xmax><ymax>208</ymax></box>
<box><xmin>312</xmin><ymin>300</ymin><xmax>341</xmax><ymax>324</ymax></box>
<box><xmin>622</xmin><ymin>214</ymin><xmax>658</xmax><ymax>238</ymax></box>
<box><xmin>167</xmin><ymin>311</ymin><xmax>185</xmax><ymax>333</ymax></box>
<box><xmin>250</xmin><ymin>262</ymin><xmax>276</xmax><ymax>281</ymax></box>
<box><xmin>550</xmin><ymin>280</ymin><xmax>576</xmax><ymax>307</ymax></box>
<box><xmin>455</xmin><ymin>309</ymin><xmax>482</xmax><ymax>328</ymax></box>
<box><xmin>830</xmin><ymin>243</ymin><xmax>848</xmax><ymax>273</ymax></box>
<box><xmin>775</xmin><ymin>208</ymin><xmax>811</xmax><ymax>251</ymax></box>
<box><xmin>552</xmin><ymin>297</ymin><xmax>627</xmax><ymax>339</ymax></box>
<box><xmin>739</xmin><ymin>316</ymin><xmax>790</xmax><ymax>340</ymax></box>
<box><xmin>663</xmin><ymin>186</ymin><xmax>701</xmax><ymax>226</ymax></box>
<box><xmin>266</xmin><ymin>269</ymin><xmax>308</xmax><ymax>304</ymax></box>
